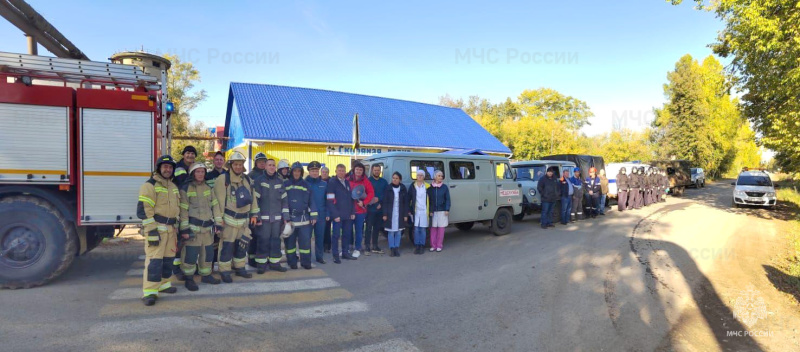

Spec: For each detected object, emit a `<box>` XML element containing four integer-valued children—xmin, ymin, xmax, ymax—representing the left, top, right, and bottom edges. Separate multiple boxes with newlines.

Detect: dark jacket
<box><xmin>205</xmin><ymin>168</ymin><xmax>226</xmax><ymax>189</ymax></box>
<box><xmin>584</xmin><ymin>176</ymin><xmax>601</xmax><ymax>196</ymax></box>
<box><xmin>173</xmin><ymin>159</ymin><xmax>191</xmax><ymax>186</ymax></box>
<box><xmin>253</xmin><ymin>172</ymin><xmax>287</xmax><ymax>222</ymax></box>
<box><xmin>629</xmin><ymin>173</ymin><xmax>640</xmax><ymax>189</ymax></box>
<box><xmin>368</xmin><ymin>176</ymin><xmax>389</xmax><ymax>212</ymax></box>
<box><xmin>558</xmin><ymin>176</ymin><xmax>573</xmax><ymax>198</ymax></box>
<box><xmin>305</xmin><ymin>176</ymin><xmax>328</xmax><ymax>219</ymax></box>
<box><xmin>326</xmin><ymin>176</ymin><xmax>355</xmax><ymax>220</ymax></box>
<box><xmin>382</xmin><ymin>184</ymin><xmax>409</xmax><ymax>223</ymax></box>
<box><xmin>427</xmin><ymin>184</ymin><xmax>451</xmax><ymax>212</ymax></box>
<box><xmin>283</xmin><ymin>177</ymin><xmax>318</xmax><ymax>223</ymax></box>
<box><xmin>617</xmin><ymin>173</ymin><xmax>629</xmax><ymax>192</ymax></box>
<box><xmin>537</xmin><ymin>174</ymin><xmax>561</xmax><ymax>202</ymax></box>
<box><xmin>248</xmin><ymin>167</ymin><xmax>266</xmax><ymax>180</ymax></box>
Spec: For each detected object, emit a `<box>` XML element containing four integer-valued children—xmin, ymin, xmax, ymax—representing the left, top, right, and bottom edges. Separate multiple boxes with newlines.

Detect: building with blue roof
<box><xmin>223</xmin><ymin>83</ymin><xmax>511</xmax><ymax>168</ymax></box>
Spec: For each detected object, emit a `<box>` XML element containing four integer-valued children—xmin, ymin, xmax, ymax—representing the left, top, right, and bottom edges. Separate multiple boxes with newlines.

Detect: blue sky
<box><xmin>1</xmin><ymin>0</ymin><xmax>723</xmax><ymax>136</ymax></box>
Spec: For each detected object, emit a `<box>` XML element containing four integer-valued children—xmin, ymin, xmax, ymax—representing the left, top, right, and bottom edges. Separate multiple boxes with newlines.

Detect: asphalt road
<box><xmin>1</xmin><ymin>181</ymin><xmax>796</xmax><ymax>352</ymax></box>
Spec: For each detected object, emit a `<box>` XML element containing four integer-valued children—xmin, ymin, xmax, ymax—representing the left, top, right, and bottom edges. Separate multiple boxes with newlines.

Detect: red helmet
<box><xmin>589</xmin><ymin>167</ymin><xmax>597</xmax><ymax>173</ymax></box>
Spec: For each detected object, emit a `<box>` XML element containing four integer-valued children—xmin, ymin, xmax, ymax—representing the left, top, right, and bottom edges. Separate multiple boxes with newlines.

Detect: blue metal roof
<box><xmin>441</xmin><ymin>148</ymin><xmax>487</xmax><ymax>155</ymax></box>
<box><xmin>224</xmin><ymin>83</ymin><xmax>511</xmax><ymax>154</ymax></box>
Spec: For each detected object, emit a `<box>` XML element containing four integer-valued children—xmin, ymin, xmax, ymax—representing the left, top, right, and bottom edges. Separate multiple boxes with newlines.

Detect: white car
<box><xmin>731</xmin><ymin>171</ymin><xmax>778</xmax><ymax>209</ymax></box>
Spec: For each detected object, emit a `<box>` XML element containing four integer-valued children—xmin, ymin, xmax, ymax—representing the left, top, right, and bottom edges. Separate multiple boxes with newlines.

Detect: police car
<box><xmin>731</xmin><ymin>170</ymin><xmax>778</xmax><ymax>209</ymax></box>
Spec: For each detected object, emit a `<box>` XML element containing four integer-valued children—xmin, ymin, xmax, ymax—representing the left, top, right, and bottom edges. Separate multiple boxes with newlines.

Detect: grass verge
<box><xmin>774</xmin><ymin>176</ymin><xmax>800</xmax><ymax>298</ymax></box>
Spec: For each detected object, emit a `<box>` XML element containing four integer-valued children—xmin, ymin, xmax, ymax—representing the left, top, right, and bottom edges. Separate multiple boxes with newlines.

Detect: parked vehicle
<box><xmin>363</xmin><ymin>152</ymin><xmax>523</xmax><ymax>236</ymax></box>
<box><xmin>541</xmin><ymin>154</ymin><xmax>606</xmax><ymax>181</ymax></box>
<box><xmin>511</xmin><ymin>160</ymin><xmax>576</xmax><ymax>220</ymax></box>
<box><xmin>649</xmin><ymin>160</ymin><xmax>692</xmax><ymax>196</ymax></box>
<box><xmin>0</xmin><ymin>52</ymin><xmax>170</xmax><ymax>289</ymax></box>
<box><xmin>731</xmin><ymin>170</ymin><xmax>778</xmax><ymax>209</ymax></box>
<box><xmin>690</xmin><ymin>168</ymin><xmax>705</xmax><ymax>188</ymax></box>
<box><xmin>606</xmin><ymin>162</ymin><xmax>651</xmax><ymax>199</ymax></box>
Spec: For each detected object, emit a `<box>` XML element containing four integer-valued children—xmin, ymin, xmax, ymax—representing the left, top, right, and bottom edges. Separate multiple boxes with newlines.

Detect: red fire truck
<box><xmin>0</xmin><ymin>51</ymin><xmax>171</xmax><ymax>289</ymax></box>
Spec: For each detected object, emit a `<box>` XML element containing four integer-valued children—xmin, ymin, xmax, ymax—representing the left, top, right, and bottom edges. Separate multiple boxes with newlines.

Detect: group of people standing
<box><xmin>535</xmin><ymin>165</ymin><xmax>668</xmax><ymax>229</ymax></box>
<box><xmin>136</xmin><ymin>145</ymin><xmax>452</xmax><ymax>306</ymax></box>
<box><xmin>614</xmin><ymin>167</ymin><xmax>669</xmax><ymax>211</ymax></box>
<box><xmin>536</xmin><ymin>166</ymin><xmax>611</xmax><ymax>229</ymax></box>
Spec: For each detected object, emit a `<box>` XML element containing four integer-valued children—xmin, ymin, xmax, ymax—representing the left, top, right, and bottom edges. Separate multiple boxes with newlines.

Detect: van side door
<box><xmin>447</xmin><ymin>160</ymin><xmax>480</xmax><ymax>222</ymax></box>
<box><xmin>495</xmin><ymin>161</ymin><xmax>521</xmax><ymax>212</ymax></box>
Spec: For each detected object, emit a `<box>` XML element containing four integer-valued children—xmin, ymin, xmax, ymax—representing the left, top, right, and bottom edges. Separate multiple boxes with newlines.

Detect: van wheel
<box><xmin>0</xmin><ymin>196</ymin><xmax>77</xmax><ymax>289</ymax></box>
<box><xmin>512</xmin><ymin>213</ymin><xmax>525</xmax><ymax>221</ymax></box>
<box><xmin>455</xmin><ymin>222</ymin><xmax>474</xmax><ymax>231</ymax></box>
<box><xmin>490</xmin><ymin>208</ymin><xmax>513</xmax><ymax>236</ymax></box>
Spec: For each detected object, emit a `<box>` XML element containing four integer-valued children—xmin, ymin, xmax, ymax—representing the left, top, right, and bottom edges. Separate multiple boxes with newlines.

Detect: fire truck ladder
<box><xmin>0</xmin><ymin>51</ymin><xmax>159</xmax><ymax>87</ymax></box>
<box><xmin>0</xmin><ymin>51</ymin><xmax>171</xmax><ymax>153</ymax></box>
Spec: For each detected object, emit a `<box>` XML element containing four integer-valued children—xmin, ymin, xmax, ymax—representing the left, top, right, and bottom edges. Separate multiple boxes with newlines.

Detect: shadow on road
<box><xmin>596</xmin><ymin>204</ymin><xmax>765</xmax><ymax>351</ymax></box>
<box><xmin>763</xmin><ymin>265</ymin><xmax>800</xmax><ymax>305</ymax></box>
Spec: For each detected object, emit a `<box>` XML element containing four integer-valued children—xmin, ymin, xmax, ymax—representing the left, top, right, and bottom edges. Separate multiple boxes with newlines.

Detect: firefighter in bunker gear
<box><xmin>278</xmin><ymin>159</ymin><xmax>291</xmax><ymax>180</ymax></box>
<box><xmin>252</xmin><ymin>158</ymin><xmax>290</xmax><ymax>274</ymax></box>
<box><xmin>138</xmin><ymin>155</ymin><xmax>181</xmax><ymax>306</ymax></box>
<box><xmin>179</xmin><ymin>163</ymin><xmax>222</xmax><ymax>291</ymax></box>
<box><xmin>247</xmin><ymin>152</ymin><xmax>269</xmax><ymax>267</ymax></box>
<box><xmin>212</xmin><ymin>151</ymin><xmax>256</xmax><ymax>283</ymax></box>
<box><xmin>283</xmin><ymin>162</ymin><xmax>319</xmax><ymax>270</ymax></box>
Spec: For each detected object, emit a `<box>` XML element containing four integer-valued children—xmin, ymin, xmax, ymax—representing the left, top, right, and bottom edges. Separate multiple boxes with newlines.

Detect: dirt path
<box><xmin>635</xmin><ymin>181</ymin><xmax>800</xmax><ymax>351</ymax></box>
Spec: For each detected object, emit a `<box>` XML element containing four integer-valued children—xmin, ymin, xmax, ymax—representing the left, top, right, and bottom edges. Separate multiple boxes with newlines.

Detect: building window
<box><xmin>449</xmin><ymin>161</ymin><xmax>475</xmax><ymax>180</ymax></box>
<box><xmin>410</xmin><ymin>160</ymin><xmax>444</xmax><ymax>180</ymax></box>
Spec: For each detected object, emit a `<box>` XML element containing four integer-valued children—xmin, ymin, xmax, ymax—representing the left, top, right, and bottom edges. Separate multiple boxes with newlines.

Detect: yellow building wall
<box><xmin>252</xmin><ymin>142</ymin><xmax>352</xmax><ymax>169</ymax></box>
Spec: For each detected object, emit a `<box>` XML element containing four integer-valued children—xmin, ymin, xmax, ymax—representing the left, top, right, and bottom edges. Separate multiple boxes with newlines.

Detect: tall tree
<box><xmin>671</xmin><ymin>0</ymin><xmax>800</xmax><ymax>172</ymax></box>
<box><xmin>516</xmin><ymin>88</ymin><xmax>593</xmax><ymax>130</ymax></box>
<box><xmin>164</xmin><ymin>54</ymin><xmax>209</xmax><ymax>162</ymax></box>
<box><xmin>654</xmin><ymin>54</ymin><xmax>753</xmax><ymax>178</ymax></box>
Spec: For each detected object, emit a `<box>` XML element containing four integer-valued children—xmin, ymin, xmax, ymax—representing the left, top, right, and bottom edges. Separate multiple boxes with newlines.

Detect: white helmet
<box><xmin>228</xmin><ymin>151</ymin><xmax>246</xmax><ymax>163</ymax></box>
<box><xmin>188</xmin><ymin>163</ymin><xmax>207</xmax><ymax>175</ymax></box>
<box><xmin>278</xmin><ymin>159</ymin><xmax>290</xmax><ymax>169</ymax></box>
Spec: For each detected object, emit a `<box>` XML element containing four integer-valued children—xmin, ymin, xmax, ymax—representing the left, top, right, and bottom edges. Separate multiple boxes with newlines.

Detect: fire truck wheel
<box><xmin>490</xmin><ymin>208</ymin><xmax>513</xmax><ymax>236</ymax></box>
<box><xmin>0</xmin><ymin>196</ymin><xmax>77</xmax><ymax>289</ymax></box>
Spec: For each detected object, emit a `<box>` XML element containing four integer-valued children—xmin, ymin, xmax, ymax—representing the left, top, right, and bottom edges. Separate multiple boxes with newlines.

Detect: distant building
<box><xmin>223</xmin><ymin>83</ymin><xmax>510</xmax><ymax>169</ymax></box>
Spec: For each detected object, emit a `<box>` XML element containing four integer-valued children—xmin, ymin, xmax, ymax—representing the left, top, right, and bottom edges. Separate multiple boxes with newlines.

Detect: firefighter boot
<box><xmin>185</xmin><ymin>277</ymin><xmax>199</xmax><ymax>292</ymax></box>
<box><xmin>201</xmin><ymin>275</ymin><xmax>221</xmax><ymax>285</ymax></box>
<box><xmin>234</xmin><ymin>268</ymin><xmax>252</xmax><ymax>279</ymax></box>
<box><xmin>257</xmin><ymin>263</ymin><xmax>268</xmax><ymax>274</ymax></box>
<box><xmin>142</xmin><ymin>294</ymin><xmax>157</xmax><ymax>306</ymax></box>
<box><xmin>269</xmin><ymin>263</ymin><xmax>288</xmax><ymax>272</ymax></box>
<box><xmin>220</xmin><ymin>272</ymin><xmax>233</xmax><ymax>283</ymax></box>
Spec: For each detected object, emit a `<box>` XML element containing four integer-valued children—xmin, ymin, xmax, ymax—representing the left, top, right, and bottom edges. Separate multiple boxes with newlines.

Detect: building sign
<box><xmin>326</xmin><ymin>145</ymin><xmax>414</xmax><ymax>156</ymax></box>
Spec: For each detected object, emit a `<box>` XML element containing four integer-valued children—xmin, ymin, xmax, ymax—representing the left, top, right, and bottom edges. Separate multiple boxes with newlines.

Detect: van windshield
<box><xmin>514</xmin><ymin>165</ymin><xmax>547</xmax><ymax>181</ymax></box>
<box><xmin>737</xmin><ymin>175</ymin><xmax>772</xmax><ymax>186</ymax></box>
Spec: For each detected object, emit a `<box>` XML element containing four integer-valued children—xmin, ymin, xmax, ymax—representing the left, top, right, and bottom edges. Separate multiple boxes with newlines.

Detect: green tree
<box><xmin>591</xmin><ymin>130</ymin><xmax>656</xmax><ymax>163</ymax></box>
<box><xmin>671</xmin><ymin>0</ymin><xmax>800</xmax><ymax>172</ymax></box>
<box><xmin>654</xmin><ymin>54</ymin><xmax>744</xmax><ymax>178</ymax></box>
<box><xmin>164</xmin><ymin>54</ymin><xmax>209</xmax><ymax>162</ymax></box>
<box><xmin>439</xmin><ymin>88</ymin><xmax>594</xmax><ymax>158</ymax></box>
<box><xmin>516</xmin><ymin>88</ymin><xmax>593</xmax><ymax>130</ymax></box>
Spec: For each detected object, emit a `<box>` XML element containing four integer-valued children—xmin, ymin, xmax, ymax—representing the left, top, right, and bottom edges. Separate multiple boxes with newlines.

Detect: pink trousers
<box><xmin>430</xmin><ymin>227</ymin><xmax>445</xmax><ymax>249</ymax></box>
